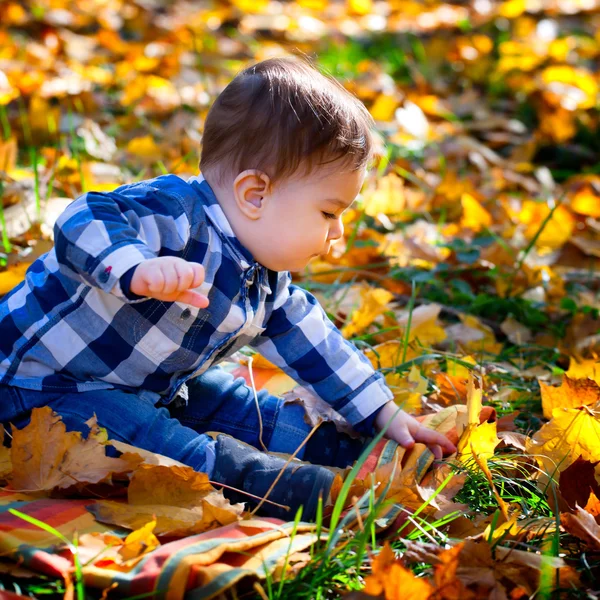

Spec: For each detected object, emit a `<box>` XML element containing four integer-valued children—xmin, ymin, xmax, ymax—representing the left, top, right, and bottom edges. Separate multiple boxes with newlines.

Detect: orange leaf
<box><xmin>539</xmin><ymin>376</ymin><xmax>600</xmax><ymax>420</ymax></box>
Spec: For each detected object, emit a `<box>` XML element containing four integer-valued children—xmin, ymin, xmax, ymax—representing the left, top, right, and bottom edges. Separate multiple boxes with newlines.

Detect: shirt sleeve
<box><xmin>250</xmin><ymin>273</ymin><xmax>393</xmax><ymax>436</ymax></box>
<box><xmin>53</xmin><ymin>178</ymin><xmax>191</xmax><ymax>302</ymax></box>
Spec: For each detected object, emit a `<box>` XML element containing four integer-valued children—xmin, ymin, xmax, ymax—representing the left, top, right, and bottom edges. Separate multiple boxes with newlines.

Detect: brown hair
<box><xmin>199</xmin><ymin>56</ymin><xmax>376</xmax><ymax>188</ymax></box>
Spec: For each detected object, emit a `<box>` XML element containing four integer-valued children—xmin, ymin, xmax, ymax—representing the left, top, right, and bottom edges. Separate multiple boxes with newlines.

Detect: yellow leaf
<box><xmin>126</xmin><ymin>135</ymin><xmax>160</xmax><ymax>160</ymax></box>
<box><xmin>568</xmin><ymin>177</ymin><xmax>600</xmax><ymax>218</ymax></box>
<box><xmin>385</xmin><ymin>365</ymin><xmax>428</xmax><ymax>414</ymax></box>
<box><xmin>397</xmin><ymin>304</ymin><xmax>447</xmax><ymax>347</ymax></box>
<box><xmin>538</xmin><ymin>106</ymin><xmax>577</xmax><ymax>143</ymax></box>
<box><xmin>567</xmin><ymin>358</ymin><xmax>600</xmax><ymax>385</ymax></box>
<box><xmin>446</xmin><ymin>315</ymin><xmax>502</xmax><ymax>355</ymax></box>
<box><xmin>0</xmin><ymin>263</ymin><xmax>29</xmax><ymax>296</ymax></box>
<box><xmin>518</xmin><ymin>201</ymin><xmax>575</xmax><ymax>251</ymax></box>
<box><xmin>0</xmin><ymin>70</ymin><xmax>19</xmax><ymax>105</ymax></box>
<box><xmin>230</xmin><ymin>0</ymin><xmax>269</xmax><ymax>12</ymax></box>
<box><xmin>341</xmin><ymin>286</ymin><xmax>393</xmax><ymax>338</ymax></box>
<box><xmin>457</xmin><ymin>375</ymin><xmax>500</xmax><ymax>467</ymax></box>
<box><xmin>447</xmin><ymin>355</ymin><xmax>477</xmax><ymax>379</ymax></box>
<box><xmin>348</xmin><ymin>0</ymin><xmax>372</xmax><ymax>14</ymax></box>
<box><xmin>121</xmin><ymin>76</ymin><xmax>148</xmax><ymax>106</ymax></box>
<box><xmin>498</xmin><ymin>0</ymin><xmax>526</xmax><ymax>18</ymax></box>
<box><xmin>483</xmin><ymin>513</ymin><xmax>521</xmax><ymax>543</ymax></box>
<box><xmin>526</xmin><ymin>405</ymin><xmax>600</xmax><ymax>479</ymax></box>
<box><xmin>369</xmin><ymin>94</ymin><xmax>398</xmax><ymax>122</ymax></box>
<box><xmin>90</xmin><ymin>463</ymin><xmax>244</xmax><ymax>536</ymax></box>
<box><xmin>364</xmin><ymin>173</ymin><xmax>406</xmax><ymax>217</ymax></box>
<box><xmin>364</xmin><ymin>341</ymin><xmax>414</xmax><ymax>369</ymax></box>
<box><xmin>119</xmin><ymin>520</ymin><xmax>160</xmax><ymax>561</ymax></box>
<box><xmin>540</xmin><ymin>375</ymin><xmax>600</xmax><ymax>420</ymax></box>
<box><xmin>541</xmin><ymin>66</ymin><xmax>598</xmax><ymax>110</ymax></box>
<box><xmin>0</xmin><ymin>136</ymin><xmax>16</xmax><ymax>172</ymax></box>
<box><xmin>460</xmin><ymin>193</ymin><xmax>492</xmax><ymax>232</ymax></box>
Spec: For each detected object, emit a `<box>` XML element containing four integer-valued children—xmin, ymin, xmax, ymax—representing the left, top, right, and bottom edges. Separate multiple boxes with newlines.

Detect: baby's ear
<box><xmin>233</xmin><ymin>169</ymin><xmax>271</xmax><ymax>219</ymax></box>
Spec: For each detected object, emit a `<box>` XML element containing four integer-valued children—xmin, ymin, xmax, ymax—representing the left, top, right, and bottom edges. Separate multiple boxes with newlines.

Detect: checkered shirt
<box><xmin>0</xmin><ymin>174</ymin><xmax>392</xmax><ymax>433</ymax></box>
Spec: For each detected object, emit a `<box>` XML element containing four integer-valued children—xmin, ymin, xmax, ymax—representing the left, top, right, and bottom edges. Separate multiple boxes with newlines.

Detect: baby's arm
<box><xmin>250</xmin><ymin>273</ymin><xmax>393</xmax><ymax>436</ymax></box>
<box><xmin>53</xmin><ymin>176</ymin><xmax>194</xmax><ymax>302</ymax></box>
<box><xmin>251</xmin><ymin>273</ymin><xmax>456</xmax><ymax>456</ymax></box>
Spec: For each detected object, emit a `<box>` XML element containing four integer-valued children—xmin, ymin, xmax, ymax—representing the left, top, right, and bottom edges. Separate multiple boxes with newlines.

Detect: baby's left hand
<box><xmin>374</xmin><ymin>400</ymin><xmax>456</xmax><ymax>460</ymax></box>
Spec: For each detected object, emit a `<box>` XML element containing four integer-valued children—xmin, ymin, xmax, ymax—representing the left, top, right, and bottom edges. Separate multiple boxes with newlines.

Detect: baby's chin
<box><xmin>259</xmin><ymin>256</ymin><xmax>314</xmax><ymax>273</ymax></box>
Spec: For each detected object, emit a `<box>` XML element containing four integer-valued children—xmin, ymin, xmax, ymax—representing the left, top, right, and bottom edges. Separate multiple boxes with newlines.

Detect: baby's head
<box><xmin>200</xmin><ymin>56</ymin><xmax>376</xmax><ymax>272</ymax></box>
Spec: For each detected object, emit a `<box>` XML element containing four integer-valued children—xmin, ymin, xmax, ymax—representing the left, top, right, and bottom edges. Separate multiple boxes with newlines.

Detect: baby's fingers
<box><xmin>174</xmin><ymin>260</ymin><xmax>195</xmax><ymax>292</ymax></box>
<box><xmin>190</xmin><ymin>263</ymin><xmax>205</xmax><ymax>288</ymax></box>
<box><xmin>176</xmin><ymin>290</ymin><xmax>210</xmax><ymax>309</ymax></box>
<box><xmin>413</xmin><ymin>427</ymin><xmax>456</xmax><ymax>455</ymax></box>
<box><xmin>144</xmin><ymin>267</ymin><xmax>165</xmax><ymax>293</ymax></box>
<box><xmin>393</xmin><ymin>426</ymin><xmax>415</xmax><ymax>450</ymax></box>
<box><xmin>160</xmin><ymin>264</ymin><xmax>179</xmax><ymax>294</ymax></box>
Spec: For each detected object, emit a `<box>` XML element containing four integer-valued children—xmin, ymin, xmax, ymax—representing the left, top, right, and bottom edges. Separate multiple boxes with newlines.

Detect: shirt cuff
<box><xmin>352</xmin><ymin>404</ymin><xmax>386</xmax><ymax>437</ymax></box>
<box><xmin>89</xmin><ymin>241</ymin><xmax>155</xmax><ymax>302</ymax></box>
<box><xmin>119</xmin><ymin>265</ymin><xmax>146</xmax><ymax>301</ymax></box>
<box><xmin>338</xmin><ymin>373</ymin><xmax>393</xmax><ymax>435</ymax></box>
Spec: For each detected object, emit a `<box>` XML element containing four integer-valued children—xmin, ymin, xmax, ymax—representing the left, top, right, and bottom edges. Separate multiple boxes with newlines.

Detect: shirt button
<box><xmin>180</xmin><ymin>308</ymin><xmax>191</xmax><ymax>320</ymax></box>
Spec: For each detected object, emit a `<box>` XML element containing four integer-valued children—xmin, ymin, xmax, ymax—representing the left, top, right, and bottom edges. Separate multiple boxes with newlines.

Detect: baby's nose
<box><xmin>328</xmin><ymin>219</ymin><xmax>344</xmax><ymax>241</ymax></box>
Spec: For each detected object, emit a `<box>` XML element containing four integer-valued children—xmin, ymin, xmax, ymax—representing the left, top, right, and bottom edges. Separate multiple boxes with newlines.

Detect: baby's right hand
<box><xmin>130</xmin><ymin>257</ymin><xmax>209</xmax><ymax>308</ymax></box>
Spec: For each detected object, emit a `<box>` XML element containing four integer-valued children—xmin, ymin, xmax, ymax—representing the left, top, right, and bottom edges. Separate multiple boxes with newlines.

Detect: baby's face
<box><xmin>246</xmin><ymin>165</ymin><xmax>366</xmax><ymax>272</ymax></box>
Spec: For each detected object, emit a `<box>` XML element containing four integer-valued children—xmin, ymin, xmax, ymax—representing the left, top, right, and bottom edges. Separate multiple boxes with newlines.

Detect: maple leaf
<box><xmin>456</xmin><ymin>375</ymin><xmax>500</xmax><ymax>465</ymax></box>
<box><xmin>557</xmin><ymin>457</ymin><xmax>600</xmax><ymax>513</ymax></box>
<box><xmin>585</xmin><ymin>491</ymin><xmax>600</xmax><ymax>519</ymax></box>
<box><xmin>89</xmin><ymin>464</ymin><xmax>244</xmax><ymax>536</ymax></box>
<box><xmin>341</xmin><ymin>286</ymin><xmax>393</xmax><ymax>338</ymax></box>
<box><xmin>362</xmin><ymin>542</ymin><xmax>434</xmax><ymax>600</ymax></box>
<box><xmin>560</xmin><ymin>507</ymin><xmax>600</xmax><ymax>550</ymax></box>
<box><xmin>539</xmin><ymin>375</ymin><xmax>600</xmax><ymax>419</ymax></box>
<box><xmin>566</xmin><ymin>358</ymin><xmax>600</xmax><ymax>385</ymax></box>
<box><xmin>525</xmin><ymin>404</ymin><xmax>600</xmax><ymax>480</ymax></box>
<box><xmin>10</xmin><ymin>407</ymin><xmax>140</xmax><ymax>493</ymax></box>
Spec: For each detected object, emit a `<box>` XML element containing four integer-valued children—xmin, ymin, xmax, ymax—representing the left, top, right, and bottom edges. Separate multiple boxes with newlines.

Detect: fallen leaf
<box><xmin>539</xmin><ymin>375</ymin><xmax>600</xmax><ymax>419</ymax></box>
<box><xmin>561</xmin><ymin>507</ymin><xmax>600</xmax><ymax>549</ymax></box>
<box><xmin>362</xmin><ymin>542</ymin><xmax>434</xmax><ymax>599</ymax></box>
<box><xmin>341</xmin><ymin>286</ymin><xmax>394</xmax><ymax>338</ymax></box>
<box><xmin>11</xmin><ymin>407</ymin><xmax>139</xmax><ymax>493</ymax></box>
<box><xmin>525</xmin><ymin>404</ymin><xmax>600</xmax><ymax>480</ymax></box>
<box><xmin>558</xmin><ymin>457</ymin><xmax>600</xmax><ymax>513</ymax></box>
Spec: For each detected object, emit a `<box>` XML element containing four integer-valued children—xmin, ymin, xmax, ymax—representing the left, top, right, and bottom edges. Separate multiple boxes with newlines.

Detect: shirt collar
<box><xmin>187</xmin><ymin>174</ymin><xmax>272</xmax><ymax>294</ymax></box>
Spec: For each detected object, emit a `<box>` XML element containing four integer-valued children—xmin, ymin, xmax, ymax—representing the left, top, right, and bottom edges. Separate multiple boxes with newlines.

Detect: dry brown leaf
<box><xmin>281</xmin><ymin>386</ymin><xmax>360</xmax><ymax>438</ymax></box>
<box><xmin>561</xmin><ymin>507</ymin><xmax>600</xmax><ymax>549</ymax></box>
<box><xmin>86</xmin><ymin>463</ymin><xmax>244</xmax><ymax>536</ymax></box>
<box><xmin>11</xmin><ymin>407</ymin><xmax>140</xmax><ymax>493</ymax></box>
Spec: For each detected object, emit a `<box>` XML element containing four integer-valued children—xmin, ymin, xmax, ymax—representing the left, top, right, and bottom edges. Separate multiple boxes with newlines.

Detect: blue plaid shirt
<box><xmin>0</xmin><ymin>174</ymin><xmax>392</xmax><ymax>434</ymax></box>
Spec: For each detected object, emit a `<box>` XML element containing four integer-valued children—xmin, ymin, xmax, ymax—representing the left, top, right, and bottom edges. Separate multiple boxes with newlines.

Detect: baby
<box><xmin>0</xmin><ymin>57</ymin><xmax>454</xmax><ymax>519</ymax></box>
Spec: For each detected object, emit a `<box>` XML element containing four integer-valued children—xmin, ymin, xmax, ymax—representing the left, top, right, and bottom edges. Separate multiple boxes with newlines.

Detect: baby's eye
<box><xmin>322</xmin><ymin>211</ymin><xmax>337</xmax><ymax>220</ymax></box>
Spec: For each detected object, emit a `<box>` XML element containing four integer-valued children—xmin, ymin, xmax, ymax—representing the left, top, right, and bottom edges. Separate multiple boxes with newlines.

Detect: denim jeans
<box><xmin>0</xmin><ymin>367</ymin><xmax>367</xmax><ymax>475</ymax></box>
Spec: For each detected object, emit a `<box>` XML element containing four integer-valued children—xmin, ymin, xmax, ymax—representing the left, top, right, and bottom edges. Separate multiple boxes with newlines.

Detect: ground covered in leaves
<box><xmin>1</xmin><ymin>0</ymin><xmax>600</xmax><ymax>598</ymax></box>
